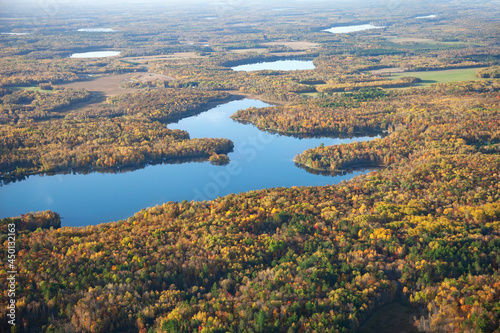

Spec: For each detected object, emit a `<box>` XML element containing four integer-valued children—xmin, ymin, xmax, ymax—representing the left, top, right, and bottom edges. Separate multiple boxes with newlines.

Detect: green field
<box><xmin>389</xmin><ymin>67</ymin><xmax>483</xmax><ymax>86</ymax></box>
<box><xmin>301</xmin><ymin>68</ymin><xmax>484</xmax><ymax>97</ymax></box>
<box><xmin>300</xmin><ymin>92</ymin><xmax>320</xmax><ymax>97</ymax></box>
<box><xmin>10</xmin><ymin>85</ymin><xmax>55</xmax><ymax>93</ymax></box>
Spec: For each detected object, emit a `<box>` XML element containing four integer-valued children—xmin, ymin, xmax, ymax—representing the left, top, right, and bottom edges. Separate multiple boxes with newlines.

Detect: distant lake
<box><xmin>69</xmin><ymin>51</ymin><xmax>121</xmax><ymax>58</ymax></box>
<box><xmin>232</xmin><ymin>60</ymin><xmax>315</xmax><ymax>72</ymax></box>
<box><xmin>0</xmin><ymin>99</ymin><xmax>375</xmax><ymax>227</ymax></box>
<box><xmin>415</xmin><ymin>15</ymin><xmax>437</xmax><ymax>19</ymax></box>
<box><xmin>323</xmin><ymin>24</ymin><xmax>385</xmax><ymax>34</ymax></box>
<box><xmin>1</xmin><ymin>32</ymin><xmax>29</xmax><ymax>35</ymax></box>
<box><xmin>77</xmin><ymin>28</ymin><xmax>116</xmax><ymax>32</ymax></box>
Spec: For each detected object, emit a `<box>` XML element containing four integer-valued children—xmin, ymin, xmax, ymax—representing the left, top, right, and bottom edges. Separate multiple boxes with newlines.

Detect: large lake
<box><xmin>323</xmin><ymin>24</ymin><xmax>385</xmax><ymax>34</ymax></box>
<box><xmin>232</xmin><ymin>60</ymin><xmax>315</xmax><ymax>72</ymax></box>
<box><xmin>0</xmin><ymin>99</ymin><xmax>374</xmax><ymax>226</ymax></box>
<box><xmin>69</xmin><ymin>51</ymin><xmax>121</xmax><ymax>58</ymax></box>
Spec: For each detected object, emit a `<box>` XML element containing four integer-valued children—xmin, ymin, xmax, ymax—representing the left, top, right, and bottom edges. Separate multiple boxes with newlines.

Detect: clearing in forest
<box><xmin>389</xmin><ymin>67</ymin><xmax>483</xmax><ymax>86</ymax></box>
<box><xmin>57</xmin><ymin>72</ymin><xmax>174</xmax><ymax>97</ymax></box>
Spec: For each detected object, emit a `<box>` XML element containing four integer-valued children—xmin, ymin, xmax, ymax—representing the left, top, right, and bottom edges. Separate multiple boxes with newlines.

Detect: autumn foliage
<box><xmin>1</xmin><ymin>80</ymin><xmax>500</xmax><ymax>332</ymax></box>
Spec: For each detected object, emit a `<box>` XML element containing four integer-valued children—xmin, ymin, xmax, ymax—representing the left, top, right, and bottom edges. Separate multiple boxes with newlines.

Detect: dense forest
<box><xmin>1</xmin><ymin>0</ymin><xmax>499</xmax><ymax>332</ymax></box>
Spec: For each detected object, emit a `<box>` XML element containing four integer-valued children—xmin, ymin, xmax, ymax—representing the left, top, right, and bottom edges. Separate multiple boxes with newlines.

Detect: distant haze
<box><xmin>1</xmin><ymin>0</ymin><xmax>350</xmax><ymax>9</ymax></box>
<box><xmin>0</xmin><ymin>0</ymin><xmax>356</xmax><ymax>18</ymax></box>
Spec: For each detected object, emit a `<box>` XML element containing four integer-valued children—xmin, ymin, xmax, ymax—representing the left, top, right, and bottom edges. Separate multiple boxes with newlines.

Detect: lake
<box><xmin>323</xmin><ymin>24</ymin><xmax>385</xmax><ymax>34</ymax></box>
<box><xmin>69</xmin><ymin>51</ymin><xmax>121</xmax><ymax>58</ymax></box>
<box><xmin>77</xmin><ymin>28</ymin><xmax>116</xmax><ymax>32</ymax></box>
<box><xmin>1</xmin><ymin>32</ymin><xmax>29</xmax><ymax>35</ymax></box>
<box><xmin>0</xmin><ymin>99</ymin><xmax>375</xmax><ymax>226</ymax></box>
<box><xmin>415</xmin><ymin>15</ymin><xmax>437</xmax><ymax>19</ymax></box>
<box><xmin>232</xmin><ymin>60</ymin><xmax>315</xmax><ymax>72</ymax></box>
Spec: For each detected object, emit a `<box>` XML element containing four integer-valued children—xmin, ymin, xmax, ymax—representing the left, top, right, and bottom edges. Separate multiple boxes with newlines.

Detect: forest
<box><xmin>0</xmin><ymin>0</ymin><xmax>499</xmax><ymax>332</ymax></box>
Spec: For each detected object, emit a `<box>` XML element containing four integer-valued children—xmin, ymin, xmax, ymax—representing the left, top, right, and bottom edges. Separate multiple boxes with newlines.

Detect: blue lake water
<box><xmin>0</xmin><ymin>99</ymin><xmax>374</xmax><ymax>227</ymax></box>
<box><xmin>232</xmin><ymin>60</ymin><xmax>315</xmax><ymax>72</ymax></box>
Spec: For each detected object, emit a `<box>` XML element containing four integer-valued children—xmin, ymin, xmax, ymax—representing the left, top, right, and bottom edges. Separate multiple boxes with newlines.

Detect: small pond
<box><xmin>69</xmin><ymin>51</ymin><xmax>121</xmax><ymax>58</ymax></box>
<box><xmin>415</xmin><ymin>15</ymin><xmax>437</xmax><ymax>19</ymax></box>
<box><xmin>323</xmin><ymin>24</ymin><xmax>385</xmax><ymax>34</ymax></box>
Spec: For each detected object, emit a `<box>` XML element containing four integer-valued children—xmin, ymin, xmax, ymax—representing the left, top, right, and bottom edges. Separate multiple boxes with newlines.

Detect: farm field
<box><xmin>58</xmin><ymin>72</ymin><xmax>175</xmax><ymax>96</ymax></box>
<box><xmin>389</xmin><ymin>67</ymin><xmax>483</xmax><ymax>86</ymax></box>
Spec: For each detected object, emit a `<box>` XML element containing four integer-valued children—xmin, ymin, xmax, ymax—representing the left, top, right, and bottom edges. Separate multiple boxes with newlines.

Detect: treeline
<box><xmin>316</xmin><ymin>77</ymin><xmax>421</xmax><ymax>93</ymax></box>
<box><xmin>106</xmin><ymin>89</ymin><xmax>232</xmax><ymax>123</ymax></box>
<box><xmin>477</xmin><ymin>66</ymin><xmax>500</xmax><ymax>78</ymax></box>
<box><xmin>0</xmin><ymin>211</ymin><xmax>60</xmax><ymax>238</ymax></box>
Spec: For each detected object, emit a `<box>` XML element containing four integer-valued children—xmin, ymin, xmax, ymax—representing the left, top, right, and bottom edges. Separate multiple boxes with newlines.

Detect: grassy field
<box><xmin>389</xmin><ymin>67</ymin><xmax>482</xmax><ymax>86</ymax></box>
<box><xmin>300</xmin><ymin>92</ymin><xmax>320</xmax><ymax>97</ymax></box>
<box><xmin>300</xmin><ymin>68</ymin><xmax>483</xmax><ymax>97</ymax></box>
<box><xmin>56</xmin><ymin>74</ymin><xmax>137</xmax><ymax>96</ymax></box>
<box><xmin>57</xmin><ymin>72</ymin><xmax>174</xmax><ymax>97</ymax></box>
<box><xmin>10</xmin><ymin>86</ymin><xmax>55</xmax><ymax>93</ymax></box>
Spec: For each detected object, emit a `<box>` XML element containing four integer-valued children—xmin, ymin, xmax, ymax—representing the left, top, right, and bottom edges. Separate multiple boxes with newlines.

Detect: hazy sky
<box><xmin>0</xmin><ymin>0</ymin><xmax>349</xmax><ymax>17</ymax></box>
<box><xmin>0</xmin><ymin>0</ymin><xmax>335</xmax><ymax>9</ymax></box>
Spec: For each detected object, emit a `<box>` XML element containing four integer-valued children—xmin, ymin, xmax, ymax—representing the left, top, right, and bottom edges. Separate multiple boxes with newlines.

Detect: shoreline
<box><xmin>294</xmin><ymin>160</ymin><xmax>384</xmax><ymax>175</ymax></box>
<box><xmin>0</xmin><ymin>148</ymin><xmax>234</xmax><ymax>186</ymax></box>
